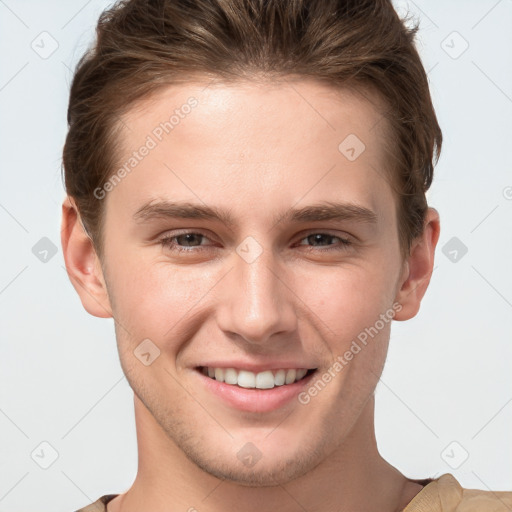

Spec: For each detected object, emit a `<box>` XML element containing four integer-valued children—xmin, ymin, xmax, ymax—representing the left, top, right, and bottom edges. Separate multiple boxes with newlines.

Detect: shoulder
<box><xmin>75</xmin><ymin>494</ymin><xmax>118</xmax><ymax>512</ymax></box>
<box><xmin>457</xmin><ymin>483</ymin><xmax>512</xmax><ymax>512</ymax></box>
<box><xmin>404</xmin><ymin>473</ymin><xmax>512</xmax><ymax>512</ymax></box>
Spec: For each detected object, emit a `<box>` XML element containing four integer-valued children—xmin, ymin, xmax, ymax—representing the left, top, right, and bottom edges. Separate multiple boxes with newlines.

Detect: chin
<box><xmin>132</xmin><ymin>377</ymin><xmax>336</xmax><ymax>486</ymax></box>
<box><xmin>186</xmin><ymin>448</ymin><xmax>322</xmax><ymax>487</ymax></box>
<box><xmin>173</xmin><ymin>423</ymin><xmax>333</xmax><ymax>487</ymax></box>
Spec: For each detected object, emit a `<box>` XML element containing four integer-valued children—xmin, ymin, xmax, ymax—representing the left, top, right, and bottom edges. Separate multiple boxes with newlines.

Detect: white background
<box><xmin>0</xmin><ymin>1</ymin><xmax>511</xmax><ymax>510</ymax></box>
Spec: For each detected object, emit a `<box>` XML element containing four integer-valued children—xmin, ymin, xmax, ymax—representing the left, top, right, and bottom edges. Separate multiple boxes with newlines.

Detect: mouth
<box><xmin>194</xmin><ymin>363</ymin><xmax>320</xmax><ymax>413</ymax></box>
<box><xmin>196</xmin><ymin>366</ymin><xmax>318</xmax><ymax>389</ymax></box>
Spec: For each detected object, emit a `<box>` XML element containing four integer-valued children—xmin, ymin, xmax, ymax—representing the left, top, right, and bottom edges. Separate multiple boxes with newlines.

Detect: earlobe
<box><xmin>61</xmin><ymin>196</ymin><xmax>113</xmax><ymax>319</ymax></box>
<box><xmin>393</xmin><ymin>207</ymin><xmax>440</xmax><ymax>321</ymax></box>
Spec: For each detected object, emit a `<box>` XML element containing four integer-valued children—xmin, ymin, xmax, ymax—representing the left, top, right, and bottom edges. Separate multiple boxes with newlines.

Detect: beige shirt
<box><xmin>75</xmin><ymin>473</ymin><xmax>512</xmax><ymax>512</ymax></box>
<box><xmin>403</xmin><ymin>473</ymin><xmax>512</xmax><ymax>511</ymax></box>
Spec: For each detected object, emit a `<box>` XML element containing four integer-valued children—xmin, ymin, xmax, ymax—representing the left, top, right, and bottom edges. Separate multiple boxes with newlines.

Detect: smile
<box><xmin>198</xmin><ymin>366</ymin><xmax>316</xmax><ymax>390</ymax></box>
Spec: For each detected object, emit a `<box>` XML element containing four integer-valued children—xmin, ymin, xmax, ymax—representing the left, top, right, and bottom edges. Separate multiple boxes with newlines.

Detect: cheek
<box><xmin>292</xmin><ymin>258</ymin><xmax>399</xmax><ymax>340</ymax></box>
<box><xmin>105</xmin><ymin>234</ymin><xmax>401</xmax><ymax>360</ymax></box>
<box><xmin>294</xmin><ymin>264</ymin><xmax>397</xmax><ymax>399</ymax></box>
<box><xmin>106</xmin><ymin>254</ymin><xmax>220</xmax><ymax>339</ymax></box>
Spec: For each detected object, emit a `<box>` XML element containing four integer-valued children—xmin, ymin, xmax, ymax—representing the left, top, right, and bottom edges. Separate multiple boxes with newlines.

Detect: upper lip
<box><xmin>197</xmin><ymin>362</ymin><xmax>318</xmax><ymax>372</ymax></box>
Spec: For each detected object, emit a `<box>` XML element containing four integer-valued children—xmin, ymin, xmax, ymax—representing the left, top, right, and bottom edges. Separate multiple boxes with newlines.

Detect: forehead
<box><xmin>107</xmin><ymin>78</ymin><xmax>395</xmax><ymax>228</ymax></box>
<box><xmin>121</xmin><ymin>77</ymin><xmax>389</xmax><ymax>155</ymax></box>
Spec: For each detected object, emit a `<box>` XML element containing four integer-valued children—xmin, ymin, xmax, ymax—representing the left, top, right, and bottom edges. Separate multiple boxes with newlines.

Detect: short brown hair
<box><xmin>62</xmin><ymin>0</ymin><xmax>442</xmax><ymax>259</ymax></box>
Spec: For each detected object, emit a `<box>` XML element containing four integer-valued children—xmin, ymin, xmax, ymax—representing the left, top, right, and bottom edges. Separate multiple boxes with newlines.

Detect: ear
<box><xmin>61</xmin><ymin>196</ymin><xmax>113</xmax><ymax>318</ymax></box>
<box><xmin>393</xmin><ymin>207</ymin><xmax>440</xmax><ymax>321</ymax></box>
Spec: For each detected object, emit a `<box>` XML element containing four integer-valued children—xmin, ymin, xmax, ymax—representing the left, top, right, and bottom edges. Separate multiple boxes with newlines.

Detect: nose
<box><xmin>215</xmin><ymin>244</ymin><xmax>297</xmax><ymax>346</ymax></box>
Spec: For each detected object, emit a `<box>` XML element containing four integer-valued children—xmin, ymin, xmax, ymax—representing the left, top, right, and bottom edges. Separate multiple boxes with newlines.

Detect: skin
<box><xmin>61</xmin><ymin>77</ymin><xmax>440</xmax><ymax>512</ymax></box>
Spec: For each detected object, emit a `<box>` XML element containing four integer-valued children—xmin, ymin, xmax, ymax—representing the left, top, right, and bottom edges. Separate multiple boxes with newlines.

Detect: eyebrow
<box><xmin>132</xmin><ymin>199</ymin><xmax>378</xmax><ymax>228</ymax></box>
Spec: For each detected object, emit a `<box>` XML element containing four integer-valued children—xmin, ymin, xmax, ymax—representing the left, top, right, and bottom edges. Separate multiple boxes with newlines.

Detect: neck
<box><xmin>110</xmin><ymin>394</ymin><xmax>418</xmax><ymax>512</ymax></box>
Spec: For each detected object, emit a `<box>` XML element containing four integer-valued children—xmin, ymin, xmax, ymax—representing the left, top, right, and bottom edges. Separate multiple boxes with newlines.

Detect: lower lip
<box><xmin>196</xmin><ymin>369</ymin><xmax>317</xmax><ymax>413</ymax></box>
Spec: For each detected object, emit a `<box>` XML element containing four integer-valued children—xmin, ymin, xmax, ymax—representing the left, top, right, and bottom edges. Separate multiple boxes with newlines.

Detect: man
<box><xmin>61</xmin><ymin>0</ymin><xmax>512</xmax><ymax>510</ymax></box>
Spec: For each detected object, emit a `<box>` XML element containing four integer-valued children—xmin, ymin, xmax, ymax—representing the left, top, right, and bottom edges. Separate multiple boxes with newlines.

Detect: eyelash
<box><xmin>158</xmin><ymin>231</ymin><xmax>353</xmax><ymax>253</ymax></box>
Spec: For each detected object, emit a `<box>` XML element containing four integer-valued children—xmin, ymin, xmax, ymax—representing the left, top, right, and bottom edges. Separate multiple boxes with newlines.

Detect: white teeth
<box><xmin>285</xmin><ymin>369</ymin><xmax>296</xmax><ymax>384</ymax></box>
<box><xmin>255</xmin><ymin>371</ymin><xmax>275</xmax><ymax>389</ymax></box>
<box><xmin>224</xmin><ymin>368</ymin><xmax>238</xmax><ymax>385</ymax></box>
<box><xmin>296</xmin><ymin>368</ymin><xmax>307</xmax><ymax>380</ymax></box>
<box><xmin>274</xmin><ymin>369</ymin><xmax>286</xmax><ymax>386</ymax></box>
<box><xmin>203</xmin><ymin>367</ymin><xmax>312</xmax><ymax>389</ymax></box>
<box><xmin>237</xmin><ymin>370</ymin><xmax>256</xmax><ymax>388</ymax></box>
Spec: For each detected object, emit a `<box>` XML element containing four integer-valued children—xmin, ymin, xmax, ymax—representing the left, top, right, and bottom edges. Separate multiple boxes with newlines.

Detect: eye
<box><xmin>157</xmin><ymin>230</ymin><xmax>353</xmax><ymax>255</ymax></box>
<box><xmin>159</xmin><ymin>231</ymin><xmax>214</xmax><ymax>253</ymax></box>
<box><xmin>296</xmin><ymin>232</ymin><xmax>352</xmax><ymax>251</ymax></box>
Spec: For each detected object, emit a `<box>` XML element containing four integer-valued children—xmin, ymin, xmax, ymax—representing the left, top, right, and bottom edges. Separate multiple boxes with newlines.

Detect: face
<box><xmin>90</xmin><ymin>78</ymin><xmax>410</xmax><ymax>485</ymax></box>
